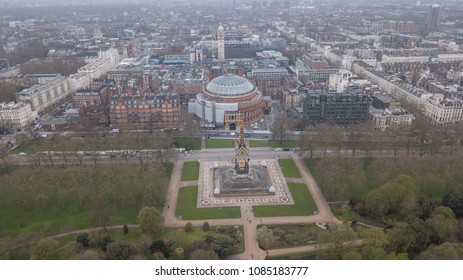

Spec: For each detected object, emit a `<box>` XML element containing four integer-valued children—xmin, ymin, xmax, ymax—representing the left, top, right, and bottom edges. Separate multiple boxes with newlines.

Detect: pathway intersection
<box><xmin>42</xmin><ymin>152</ymin><xmax>341</xmax><ymax>259</ymax></box>
<box><xmin>162</xmin><ymin>155</ymin><xmax>341</xmax><ymax>260</ymax></box>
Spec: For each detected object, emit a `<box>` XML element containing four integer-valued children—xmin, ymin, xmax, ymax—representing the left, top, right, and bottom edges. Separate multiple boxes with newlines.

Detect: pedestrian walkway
<box><xmin>44</xmin><ymin>156</ymin><xmax>340</xmax><ymax>260</ymax></box>
<box><xmin>159</xmin><ymin>156</ymin><xmax>341</xmax><ymax>259</ymax></box>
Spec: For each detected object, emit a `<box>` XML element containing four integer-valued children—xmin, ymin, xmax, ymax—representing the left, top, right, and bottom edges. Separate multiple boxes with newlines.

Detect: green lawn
<box><xmin>278</xmin><ymin>158</ymin><xmax>301</xmax><ymax>178</ymax></box>
<box><xmin>249</xmin><ymin>140</ymin><xmax>269</xmax><ymax>147</ymax></box>
<box><xmin>173</xmin><ymin>138</ymin><xmax>201</xmax><ymax>150</ymax></box>
<box><xmin>206</xmin><ymin>138</ymin><xmax>268</xmax><ymax>148</ymax></box>
<box><xmin>176</xmin><ymin>186</ymin><xmax>241</xmax><ymax>220</ymax></box>
<box><xmin>181</xmin><ymin>161</ymin><xmax>200</xmax><ymax>181</ymax></box>
<box><xmin>253</xmin><ymin>183</ymin><xmax>317</xmax><ymax>217</ymax></box>
<box><xmin>206</xmin><ymin>138</ymin><xmax>234</xmax><ymax>148</ymax></box>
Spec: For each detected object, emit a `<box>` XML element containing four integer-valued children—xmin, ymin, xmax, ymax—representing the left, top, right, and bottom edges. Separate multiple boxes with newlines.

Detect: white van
<box><xmin>274</xmin><ymin>148</ymin><xmax>282</xmax><ymax>152</ymax></box>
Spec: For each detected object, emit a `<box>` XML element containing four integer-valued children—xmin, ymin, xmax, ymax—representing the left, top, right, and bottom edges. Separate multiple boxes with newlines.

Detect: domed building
<box><xmin>189</xmin><ymin>74</ymin><xmax>270</xmax><ymax>129</ymax></box>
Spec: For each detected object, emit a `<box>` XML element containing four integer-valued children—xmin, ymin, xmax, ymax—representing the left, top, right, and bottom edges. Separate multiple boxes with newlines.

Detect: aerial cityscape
<box><xmin>1</xmin><ymin>0</ymin><xmax>463</xmax><ymax>261</ymax></box>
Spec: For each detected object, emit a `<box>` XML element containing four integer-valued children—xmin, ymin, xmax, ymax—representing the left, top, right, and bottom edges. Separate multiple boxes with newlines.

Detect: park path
<box><xmin>44</xmin><ymin>155</ymin><xmax>341</xmax><ymax>260</ymax></box>
<box><xmin>266</xmin><ymin>239</ymin><xmax>364</xmax><ymax>258</ymax></box>
<box><xmin>160</xmin><ymin>155</ymin><xmax>341</xmax><ymax>260</ymax></box>
<box><xmin>293</xmin><ymin>157</ymin><xmax>339</xmax><ymax>223</ymax></box>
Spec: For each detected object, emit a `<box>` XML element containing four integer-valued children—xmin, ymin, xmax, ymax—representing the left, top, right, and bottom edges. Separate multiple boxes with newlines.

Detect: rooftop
<box><xmin>205</xmin><ymin>74</ymin><xmax>256</xmax><ymax>97</ymax></box>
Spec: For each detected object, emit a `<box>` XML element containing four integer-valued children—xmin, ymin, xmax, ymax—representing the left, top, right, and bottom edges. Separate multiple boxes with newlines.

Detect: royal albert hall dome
<box><xmin>205</xmin><ymin>74</ymin><xmax>256</xmax><ymax>97</ymax></box>
<box><xmin>189</xmin><ymin>74</ymin><xmax>267</xmax><ymax>128</ymax></box>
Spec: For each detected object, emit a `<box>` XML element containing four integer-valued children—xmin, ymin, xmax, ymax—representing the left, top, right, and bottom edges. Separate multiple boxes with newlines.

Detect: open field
<box><xmin>172</xmin><ymin>138</ymin><xmax>201</xmax><ymax>151</ymax></box>
<box><xmin>181</xmin><ymin>161</ymin><xmax>200</xmax><ymax>181</ymax></box>
<box><xmin>176</xmin><ymin>186</ymin><xmax>241</xmax><ymax>220</ymax></box>
<box><xmin>206</xmin><ymin>138</ymin><xmax>268</xmax><ymax>148</ymax></box>
<box><xmin>278</xmin><ymin>158</ymin><xmax>301</xmax><ymax>178</ymax></box>
<box><xmin>253</xmin><ymin>183</ymin><xmax>317</xmax><ymax>217</ymax></box>
<box><xmin>0</xmin><ymin>163</ymin><xmax>172</xmax><ymax>237</ymax></box>
<box><xmin>205</xmin><ymin>138</ymin><xmax>234</xmax><ymax>149</ymax></box>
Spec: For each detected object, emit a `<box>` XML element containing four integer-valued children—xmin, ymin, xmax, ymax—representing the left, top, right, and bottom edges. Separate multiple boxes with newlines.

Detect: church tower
<box><xmin>217</xmin><ymin>24</ymin><xmax>225</xmax><ymax>60</ymax></box>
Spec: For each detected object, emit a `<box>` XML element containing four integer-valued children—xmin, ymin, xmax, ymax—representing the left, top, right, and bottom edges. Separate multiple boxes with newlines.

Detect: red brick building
<box><xmin>109</xmin><ymin>90</ymin><xmax>181</xmax><ymax>130</ymax></box>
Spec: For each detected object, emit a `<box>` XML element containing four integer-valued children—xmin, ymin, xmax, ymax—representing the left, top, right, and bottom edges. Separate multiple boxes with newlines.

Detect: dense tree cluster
<box><xmin>311</xmin><ymin>157</ymin><xmax>463</xmax><ymax>260</ymax></box>
<box><xmin>6</xmin><ymin>40</ymin><xmax>48</xmax><ymax>65</ymax></box>
<box><xmin>0</xmin><ymin>164</ymin><xmax>170</xmax><ymax>237</ymax></box>
<box><xmin>184</xmin><ymin>235</ymin><xmax>236</xmax><ymax>260</ymax></box>
<box><xmin>137</xmin><ymin>207</ymin><xmax>165</xmax><ymax>239</ymax></box>
<box><xmin>0</xmin><ymin>83</ymin><xmax>23</xmax><ymax>103</ymax></box>
<box><xmin>20</xmin><ymin>57</ymin><xmax>85</xmax><ymax>77</ymax></box>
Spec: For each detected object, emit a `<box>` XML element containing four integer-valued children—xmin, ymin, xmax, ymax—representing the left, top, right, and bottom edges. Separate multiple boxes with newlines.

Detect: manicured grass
<box><xmin>176</xmin><ymin>186</ymin><xmax>241</xmax><ymax>220</ymax></box>
<box><xmin>206</xmin><ymin>138</ymin><xmax>269</xmax><ymax>148</ymax></box>
<box><xmin>278</xmin><ymin>158</ymin><xmax>301</xmax><ymax>178</ymax></box>
<box><xmin>181</xmin><ymin>161</ymin><xmax>200</xmax><ymax>181</ymax></box>
<box><xmin>253</xmin><ymin>183</ymin><xmax>317</xmax><ymax>217</ymax></box>
<box><xmin>173</xmin><ymin>138</ymin><xmax>201</xmax><ymax>150</ymax></box>
<box><xmin>330</xmin><ymin>204</ymin><xmax>360</xmax><ymax>222</ymax></box>
<box><xmin>249</xmin><ymin>140</ymin><xmax>269</xmax><ymax>147</ymax></box>
<box><xmin>269</xmin><ymin>140</ymin><xmax>298</xmax><ymax>148</ymax></box>
<box><xmin>206</xmin><ymin>138</ymin><xmax>234</xmax><ymax>148</ymax></box>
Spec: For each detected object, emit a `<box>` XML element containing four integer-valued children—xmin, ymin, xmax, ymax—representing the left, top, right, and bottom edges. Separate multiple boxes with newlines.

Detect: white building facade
<box><xmin>0</xmin><ymin>102</ymin><xmax>38</xmax><ymax>127</ymax></box>
<box><xmin>423</xmin><ymin>94</ymin><xmax>463</xmax><ymax>126</ymax></box>
<box><xmin>16</xmin><ymin>74</ymin><xmax>71</xmax><ymax>113</ymax></box>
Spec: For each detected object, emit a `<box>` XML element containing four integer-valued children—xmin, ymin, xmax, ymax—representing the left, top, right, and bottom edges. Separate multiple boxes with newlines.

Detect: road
<box><xmin>7</xmin><ymin>143</ymin><xmax>461</xmax><ymax>166</ymax></box>
<box><xmin>9</xmin><ymin>146</ymin><xmax>341</xmax><ymax>260</ymax></box>
<box><xmin>5</xmin><ymin>145</ymin><xmax>374</xmax><ymax>260</ymax></box>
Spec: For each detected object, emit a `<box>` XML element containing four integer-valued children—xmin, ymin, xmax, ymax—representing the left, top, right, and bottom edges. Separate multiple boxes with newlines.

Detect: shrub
<box><xmin>185</xmin><ymin>222</ymin><xmax>193</xmax><ymax>232</ymax></box>
<box><xmin>202</xmin><ymin>221</ymin><xmax>210</xmax><ymax>232</ymax></box>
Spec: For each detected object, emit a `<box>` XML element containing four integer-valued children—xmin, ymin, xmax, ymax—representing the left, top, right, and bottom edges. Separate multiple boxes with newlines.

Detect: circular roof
<box><xmin>205</xmin><ymin>74</ymin><xmax>255</xmax><ymax>97</ymax></box>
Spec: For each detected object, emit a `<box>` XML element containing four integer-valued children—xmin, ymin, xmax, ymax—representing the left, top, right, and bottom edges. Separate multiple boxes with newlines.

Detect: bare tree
<box><xmin>314</xmin><ymin>123</ymin><xmax>331</xmax><ymax>157</ymax></box>
<box><xmin>298</xmin><ymin>127</ymin><xmax>316</xmax><ymax>159</ymax></box>
<box><xmin>411</xmin><ymin>115</ymin><xmax>434</xmax><ymax>157</ymax></box>
<box><xmin>27</xmin><ymin>153</ymin><xmax>42</xmax><ymax>166</ymax></box>
<box><xmin>0</xmin><ymin>147</ymin><xmax>8</xmax><ymax>166</ymax></box>
<box><xmin>46</xmin><ymin>151</ymin><xmax>55</xmax><ymax>166</ymax></box>
<box><xmin>91</xmin><ymin>197</ymin><xmax>113</xmax><ymax>233</ymax></box>
<box><xmin>90</xmin><ymin>152</ymin><xmax>100</xmax><ymax>165</ymax></box>
<box><xmin>75</xmin><ymin>152</ymin><xmax>84</xmax><ymax>165</ymax></box>
<box><xmin>182</xmin><ymin>114</ymin><xmax>201</xmax><ymax>146</ymax></box>
<box><xmin>272</xmin><ymin>113</ymin><xmax>295</xmax><ymax>144</ymax></box>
